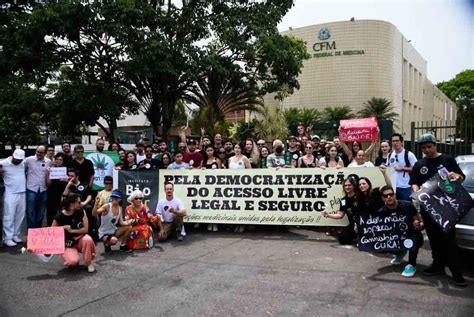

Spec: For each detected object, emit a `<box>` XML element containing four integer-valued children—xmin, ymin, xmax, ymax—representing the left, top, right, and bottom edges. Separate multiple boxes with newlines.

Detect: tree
<box><xmin>323</xmin><ymin>106</ymin><xmax>355</xmax><ymax>122</ymax></box>
<box><xmin>358</xmin><ymin>97</ymin><xmax>399</xmax><ymax>127</ymax></box>
<box><xmin>437</xmin><ymin>69</ymin><xmax>474</xmax><ymax>141</ymax></box>
<box><xmin>255</xmin><ymin>107</ymin><xmax>289</xmax><ymax>141</ymax></box>
<box><xmin>437</xmin><ymin>70</ymin><xmax>474</xmax><ymax>118</ymax></box>
<box><xmin>283</xmin><ymin>107</ymin><xmax>321</xmax><ymax>133</ymax></box>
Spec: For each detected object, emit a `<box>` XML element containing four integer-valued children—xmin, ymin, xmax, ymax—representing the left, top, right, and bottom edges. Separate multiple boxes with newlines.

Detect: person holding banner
<box><xmin>168</xmin><ymin>151</ymin><xmax>190</xmax><ymax>170</ymax></box>
<box><xmin>93</xmin><ymin>190</ymin><xmax>133</xmax><ymax>253</ymax></box>
<box><xmin>228</xmin><ymin>143</ymin><xmax>252</xmax><ymax>170</ymax></box>
<box><xmin>125</xmin><ymin>190</ymin><xmax>160</xmax><ymax>249</ymax></box>
<box><xmin>379</xmin><ymin>186</ymin><xmax>424</xmax><ymax>277</ymax></box>
<box><xmin>410</xmin><ymin>133</ymin><xmax>467</xmax><ymax>286</ymax></box>
<box><xmin>52</xmin><ymin>193</ymin><xmax>96</xmax><ymax>273</ymax></box>
<box><xmin>158</xmin><ymin>153</ymin><xmax>172</xmax><ymax>169</ymax></box>
<box><xmin>321</xmin><ymin>176</ymin><xmax>362</xmax><ymax>245</ymax></box>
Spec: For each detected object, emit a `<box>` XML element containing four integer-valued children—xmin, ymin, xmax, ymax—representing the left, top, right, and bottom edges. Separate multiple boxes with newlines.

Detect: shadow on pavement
<box><xmin>26</xmin><ymin>266</ymin><xmax>94</xmax><ymax>282</ymax></box>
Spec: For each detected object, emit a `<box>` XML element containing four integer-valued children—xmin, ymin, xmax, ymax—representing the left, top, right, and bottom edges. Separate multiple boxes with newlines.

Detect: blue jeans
<box><xmin>26</xmin><ymin>189</ymin><xmax>48</xmax><ymax>229</ymax></box>
<box><xmin>396</xmin><ymin>187</ymin><xmax>412</xmax><ymax>202</ymax></box>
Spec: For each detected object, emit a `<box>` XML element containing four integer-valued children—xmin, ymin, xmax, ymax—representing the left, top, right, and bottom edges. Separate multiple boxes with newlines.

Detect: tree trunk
<box><xmin>96</xmin><ymin>121</ymin><xmax>112</xmax><ymax>141</ymax></box>
<box><xmin>107</xmin><ymin>119</ymin><xmax>118</xmax><ymax>142</ymax></box>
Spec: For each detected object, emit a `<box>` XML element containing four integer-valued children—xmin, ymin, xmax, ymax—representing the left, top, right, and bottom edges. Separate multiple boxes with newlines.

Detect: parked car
<box><xmin>455</xmin><ymin>155</ymin><xmax>474</xmax><ymax>250</ymax></box>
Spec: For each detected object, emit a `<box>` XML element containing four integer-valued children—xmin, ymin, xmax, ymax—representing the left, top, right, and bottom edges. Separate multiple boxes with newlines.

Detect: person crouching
<box><xmin>52</xmin><ymin>193</ymin><xmax>97</xmax><ymax>272</ymax></box>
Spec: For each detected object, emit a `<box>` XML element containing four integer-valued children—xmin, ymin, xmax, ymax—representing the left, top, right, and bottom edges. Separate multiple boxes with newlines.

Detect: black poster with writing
<box><xmin>411</xmin><ymin>175</ymin><xmax>473</xmax><ymax>233</ymax></box>
<box><xmin>118</xmin><ymin>170</ymin><xmax>160</xmax><ymax>212</ymax></box>
<box><xmin>358</xmin><ymin>209</ymin><xmax>414</xmax><ymax>252</ymax></box>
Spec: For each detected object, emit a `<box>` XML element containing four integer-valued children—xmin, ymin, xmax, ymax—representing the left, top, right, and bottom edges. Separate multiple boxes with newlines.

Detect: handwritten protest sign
<box><xmin>412</xmin><ymin>175</ymin><xmax>473</xmax><ymax>233</ymax></box>
<box><xmin>49</xmin><ymin>167</ymin><xmax>67</xmax><ymax>180</ymax></box>
<box><xmin>157</xmin><ymin>168</ymin><xmax>386</xmax><ymax>226</ymax></box>
<box><xmin>339</xmin><ymin>117</ymin><xmax>378</xmax><ymax>142</ymax></box>
<box><xmin>27</xmin><ymin>227</ymin><xmax>65</xmax><ymax>254</ymax></box>
<box><xmin>358</xmin><ymin>207</ymin><xmax>414</xmax><ymax>252</ymax></box>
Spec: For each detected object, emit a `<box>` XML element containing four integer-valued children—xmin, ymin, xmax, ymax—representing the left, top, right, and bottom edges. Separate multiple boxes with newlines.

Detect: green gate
<box><xmin>410</xmin><ymin>120</ymin><xmax>473</xmax><ymax>158</ymax></box>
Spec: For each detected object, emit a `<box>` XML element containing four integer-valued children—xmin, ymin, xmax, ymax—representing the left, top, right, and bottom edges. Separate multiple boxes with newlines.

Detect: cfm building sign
<box><xmin>311</xmin><ymin>27</ymin><xmax>365</xmax><ymax>58</ymax></box>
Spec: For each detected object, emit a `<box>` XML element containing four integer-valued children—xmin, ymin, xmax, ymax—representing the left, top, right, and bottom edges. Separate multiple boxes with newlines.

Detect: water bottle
<box><xmin>438</xmin><ymin>166</ymin><xmax>454</xmax><ymax>194</ymax></box>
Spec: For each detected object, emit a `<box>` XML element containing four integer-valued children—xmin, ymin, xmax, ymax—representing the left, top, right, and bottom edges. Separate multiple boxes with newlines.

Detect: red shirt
<box><xmin>183</xmin><ymin>151</ymin><xmax>203</xmax><ymax>168</ymax></box>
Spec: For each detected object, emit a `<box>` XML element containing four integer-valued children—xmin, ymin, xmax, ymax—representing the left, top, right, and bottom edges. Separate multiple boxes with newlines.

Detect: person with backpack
<box><xmin>385</xmin><ymin>133</ymin><xmax>417</xmax><ymax>201</ymax></box>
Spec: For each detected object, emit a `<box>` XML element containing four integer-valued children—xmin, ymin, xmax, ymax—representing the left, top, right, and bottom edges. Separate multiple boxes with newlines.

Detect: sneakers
<box><xmin>207</xmin><ymin>224</ymin><xmax>213</xmax><ymax>231</ymax></box>
<box><xmin>177</xmin><ymin>234</ymin><xmax>184</xmax><ymax>242</ymax></box>
<box><xmin>390</xmin><ymin>251</ymin><xmax>407</xmax><ymax>265</ymax></box>
<box><xmin>181</xmin><ymin>226</ymin><xmax>187</xmax><ymax>237</ymax></box>
<box><xmin>422</xmin><ymin>265</ymin><xmax>446</xmax><ymax>276</ymax></box>
<box><xmin>36</xmin><ymin>254</ymin><xmax>54</xmax><ymax>263</ymax></box>
<box><xmin>402</xmin><ymin>264</ymin><xmax>416</xmax><ymax>277</ymax></box>
<box><xmin>12</xmin><ymin>237</ymin><xmax>23</xmax><ymax>243</ymax></box>
<box><xmin>3</xmin><ymin>240</ymin><xmax>17</xmax><ymax>247</ymax></box>
<box><xmin>87</xmin><ymin>264</ymin><xmax>95</xmax><ymax>273</ymax></box>
<box><xmin>212</xmin><ymin>224</ymin><xmax>218</xmax><ymax>232</ymax></box>
<box><xmin>452</xmin><ymin>274</ymin><xmax>467</xmax><ymax>287</ymax></box>
<box><xmin>119</xmin><ymin>244</ymin><xmax>132</xmax><ymax>252</ymax></box>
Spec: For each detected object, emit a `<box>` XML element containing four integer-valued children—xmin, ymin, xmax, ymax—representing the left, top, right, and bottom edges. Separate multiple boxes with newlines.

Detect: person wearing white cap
<box><xmin>0</xmin><ymin>149</ymin><xmax>27</xmax><ymax>247</ymax></box>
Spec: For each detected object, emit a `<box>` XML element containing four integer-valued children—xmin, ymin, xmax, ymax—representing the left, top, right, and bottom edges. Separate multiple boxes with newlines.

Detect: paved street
<box><xmin>0</xmin><ymin>227</ymin><xmax>473</xmax><ymax>317</ymax></box>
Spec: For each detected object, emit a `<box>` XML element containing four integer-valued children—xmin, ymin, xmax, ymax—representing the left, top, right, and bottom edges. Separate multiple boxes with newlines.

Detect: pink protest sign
<box><xmin>339</xmin><ymin>117</ymin><xmax>378</xmax><ymax>142</ymax></box>
<box><xmin>27</xmin><ymin>227</ymin><xmax>65</xmax><ymax>254</ymax></box>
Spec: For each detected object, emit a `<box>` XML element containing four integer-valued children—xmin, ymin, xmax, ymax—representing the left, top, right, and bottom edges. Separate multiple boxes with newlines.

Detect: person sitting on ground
<box><xmin>155</xmin><ymin>182</ymin><xmax>187</xmax><ymax>242</ymax></box>
<box><xmin>125</xmin><ymin>190</ymin><xmax>159</xmax><ymax>250</ymax></box>
<box><xmin>52</xmin><ymin>193</ymin><xmax>97</xmax><ymax>273</ymax></box>
<box><xmin>348</xmin><ymin>150</ymin><xmax>375</xmax><ymax>168</ymax></box>
<box><xmin>93</xmin><ymin>189</ymin><xmax>133</xmax><ymax>253</ymax></box>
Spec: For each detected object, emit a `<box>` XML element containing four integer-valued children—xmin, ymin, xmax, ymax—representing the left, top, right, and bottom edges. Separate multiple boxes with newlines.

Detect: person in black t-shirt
<box><xmin>139</xmin><ymin>145</ymin><xmax>159</xmax><ymax>170</ymax></box>
<box><xmin>322</xmin><ymin>176</ymin><xmax>362</xmax><ymax>245</ymax></box>
<box><xmin>63</xmin><ymin>169</ymin><xmax>97</xmax><ymax>242</ymax></box>
<box><xmin>409</xmin><ymin>133</ymin><xmax>467</xmax><ymax>287</ymax></box>
<box><xmin>52</xmin><ymin>193</ymin><xmax>96</xmax><ymax>273</ymax></box>
<box><xmin>68</xmin><ymin>145</ymin><xmax>95</xmax><ymax>187</ymax></box>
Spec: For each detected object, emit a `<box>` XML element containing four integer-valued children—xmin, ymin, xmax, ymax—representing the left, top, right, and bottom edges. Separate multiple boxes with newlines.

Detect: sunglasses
<box><xmin>104</xmin><ymin>182</ymin><xmax>113</xmax><ymax>185</ymax></box>
<box><xmin>134</xmin><ymin>197</ymin><xmax>144</xmax><ymax>200</ymax></box>
<box><xmin>382</xmin><ymin>193</ymin><xmax>394</xmax><ymax>198</ymax></box>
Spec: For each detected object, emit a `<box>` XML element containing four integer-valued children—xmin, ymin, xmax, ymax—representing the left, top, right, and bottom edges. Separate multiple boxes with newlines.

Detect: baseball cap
<box><xmin>288</xmin><ymin>136</ymin><xmax>297</xmax><ymax>141</ymax></box>
<box><xmin>188</xmin><ymin>139</ymin><xmax>197</xmax><ymax>145</ymax></box>
<box><xmin>416</xmin><ymin>133</ymin><xmax>437</xmax><ymax>145</ymax></box>
<box><xmin>13</xmin><ymin>149</ymin><xmax>25</xmax><ymax>160</ymax></box>
<box><xmin>311</xmin><ymin>135</ymin><xmax>320</xmax><ymax>141</ymax></box>
<box><xmin>111</xmin><ymin>190</ymin><xmax>123</xmax><ymax>199</ymax></box>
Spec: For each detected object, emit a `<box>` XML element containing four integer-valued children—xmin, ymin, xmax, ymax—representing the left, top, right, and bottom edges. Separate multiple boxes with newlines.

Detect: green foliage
<box><xmin>358</xmin><ymin>97</ymin><xmax>398</xmax><ymax>127</ymax></box>
<box><xmin>437</xmin><ymin>70</ymin><xmax>474</xmax><ymax>118</ymax></box>
<box><xmin>323</xmin><ymin>106</ymin><xmax>355</xmax><ymax>122</ymax></box>
<box><xmin>283</xmin><ymin>107</ymin><xmax>321</xmax><ymax>133</ymax></box>
<box><xmin>255</xmin><ymin>107</ymin><xmax>289</xmax><ymax>141</ymax></box>
<box><xmin>1</xmin><ymin>0</ymin><xmax>308</xmax><ymax>142</ymax></box>
<box><xmin>172</xmin><ymin>100</ymin><xmax>189</xmax><ymax>128</ymax></box>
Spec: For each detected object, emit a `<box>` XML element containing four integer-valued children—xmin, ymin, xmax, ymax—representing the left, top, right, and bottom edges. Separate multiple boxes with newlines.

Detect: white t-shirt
<box><xmin>155</xmin><ymin>197</ymin><xmax>184</xmax><ymax>223</ymax></box>
<box><xmin>0</xmin><ymin>158</ymin><xmax>26</xmax><ymax>194</ymax></box>
<box><xmin>385</xmin><ymin>149</ymin><xmax>417</xmax><ymax>189</ymax></box>
<box><xmin>136</xmin><ymin>153</ymin><xmax>146</xmax><ymax>164</ymax></box>
<box><xmin>348</xmin><ymin>161</ymin><xmax>374</xmax><ymax>168</ymax></box>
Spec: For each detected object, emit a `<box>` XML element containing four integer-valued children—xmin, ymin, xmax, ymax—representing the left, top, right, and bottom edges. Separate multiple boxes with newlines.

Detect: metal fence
<box><xmin>409</xmin><ymin>120</ymin><xmax>474</xmax><ymax>158</ymax></box>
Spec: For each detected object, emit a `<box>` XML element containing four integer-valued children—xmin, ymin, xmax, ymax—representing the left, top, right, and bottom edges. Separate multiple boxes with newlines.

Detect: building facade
<box><xmin>264</xmin><ymin>19</ymin><xmax>456</xmax><ymax>137</ymax></box>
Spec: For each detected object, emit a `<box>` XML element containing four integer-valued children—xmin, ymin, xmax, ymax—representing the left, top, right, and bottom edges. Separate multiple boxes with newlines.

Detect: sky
<box><xmin>278</xmin><ymin>0</ymin><xmax>474</xmax><ymax>84</ymax></box>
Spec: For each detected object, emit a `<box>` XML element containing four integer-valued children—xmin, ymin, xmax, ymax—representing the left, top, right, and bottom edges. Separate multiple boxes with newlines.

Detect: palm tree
<box><xmin>323</xmin><ymin>106</ymin><xmax>355</xmax><ymax>122</ymax></box>
<box><xmin>184</xmin><ymin>70</ymin><xmax>264</xmax><ymax>136</ymax></box>
<box><xmin>358</xmin><ymin>97</ymin><xmax>399</xmax><ymax>121</ymax></box>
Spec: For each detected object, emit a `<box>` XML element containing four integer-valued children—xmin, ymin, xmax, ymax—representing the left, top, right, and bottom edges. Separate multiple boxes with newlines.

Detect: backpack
<box><xmin>388</xmin><ymin>149</ymin><xmax>412</xmax><ymax>176</ymax></box>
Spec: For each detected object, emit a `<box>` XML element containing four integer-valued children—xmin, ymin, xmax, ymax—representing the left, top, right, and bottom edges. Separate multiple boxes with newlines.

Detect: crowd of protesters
<box><xmin>0</xmin><ymin>125</ymin><xmax>468</xmax><ymax>286</ymax></box>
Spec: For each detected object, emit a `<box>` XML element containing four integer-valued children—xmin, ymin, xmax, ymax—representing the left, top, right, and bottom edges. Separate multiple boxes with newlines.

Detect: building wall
<box><xmin>265</xmin><ymin>19</ymin><xmax>455</xmax><ymax>137</ymax></box>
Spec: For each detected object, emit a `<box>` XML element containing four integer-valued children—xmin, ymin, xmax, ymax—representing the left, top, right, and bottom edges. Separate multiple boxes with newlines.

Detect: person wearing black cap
<box><xmin>93</xmin><ymin>190</ymin><xmax>133</xmax><ymax>253</ymax></box>
<box><xmin>410</xmin><ymin>133</ymin><xmax>467</xmax><ymax>287</ymax></box>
